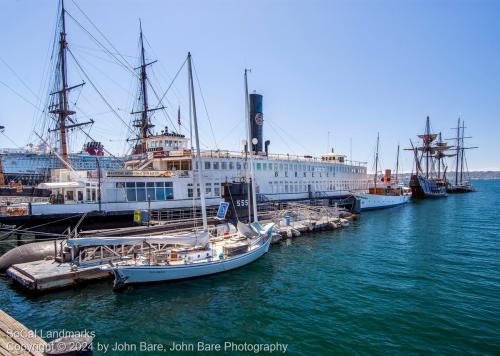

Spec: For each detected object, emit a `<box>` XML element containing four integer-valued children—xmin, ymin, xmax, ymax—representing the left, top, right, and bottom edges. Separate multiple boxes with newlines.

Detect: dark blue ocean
<box><xmin>1</xmin><ymin>180</ymin><xmax>499</xmax><ymax>354</ymax></box>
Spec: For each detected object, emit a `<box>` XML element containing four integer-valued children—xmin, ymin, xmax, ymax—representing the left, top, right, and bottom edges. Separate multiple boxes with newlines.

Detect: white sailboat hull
<box><xmin>107</xmin><ymin>235</ymin><xmax>272</xmax><ymax>285</ymax></box>
<box><xmin>358</xmin><ymin>193</ymin><xmax>410</xmax><ymax>211</ymax></box>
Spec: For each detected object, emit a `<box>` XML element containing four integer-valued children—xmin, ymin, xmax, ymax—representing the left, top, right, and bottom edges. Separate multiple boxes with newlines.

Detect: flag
<box><xmin>177</xmin><ymin>106</ymin><xmax>181</xmax><ymax>126</ymax></box>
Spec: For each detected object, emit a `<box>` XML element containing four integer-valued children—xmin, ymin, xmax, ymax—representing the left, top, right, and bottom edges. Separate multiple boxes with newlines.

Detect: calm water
<box><xmin>1</xmin><ymin>180</ymin><xmax>499</xmax><ymax>354</ymax></box>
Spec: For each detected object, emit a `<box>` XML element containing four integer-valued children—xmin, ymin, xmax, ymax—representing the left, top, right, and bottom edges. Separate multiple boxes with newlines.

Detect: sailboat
<box><xmin>357</xmin><ymin>134</ymin><xmax>411</xmax><ymax>210</ymax></box>
<box><xmin>447</xmin><ymin>118</ymin><xmax>477</xmax><ymax>193</ymax></box>
<box><xmin>406</xmin><ymin>116</ymin><xmax>449</xmax><ymax>198</ymax></box>
<box><xmin>99</xmin><ymin>55</ymin><xmax>272</xmax><ymax>288</ymax></box>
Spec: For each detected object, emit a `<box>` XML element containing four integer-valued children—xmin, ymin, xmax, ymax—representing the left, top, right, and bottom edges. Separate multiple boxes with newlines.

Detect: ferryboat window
<box><xmin>126</xmin><ymin>183</ymin><xmax>136</xmax><ymax>201</ymax></box>
<box><xmin>279</xmin><ymin>163</ymin><xmax>283</xmax><ymax>170</ymax></box>
<box><xmin>165</xmin><ymin>182</ymin><xmax>173</xmax><ymax>199</ymax></box>
<box><xmin>214</xmin><ymin>183</ymin><xmax>220</xmax><ymax>197</ymax></box>
<box><xmin>229</xmin><ymin>162</ymin><xmax>234</xmax><ymax>170</ymax></box>
<box><xmin>213</xmin><ymin>162</ymin><xmax>219</xmax><ymax>169</ymax></box>
<box><xmin>78</xmin><ymin>191</ymin><xmax>83</xmax><ymax>201</ymax></box>
<box><xmin>256</xmin><ymin>163</ymin><xmax>261</xmax><ymax>170</ymax></box>
<box><xmin>147</xmin><ymin>182</ymin><xmax>155</xmax><ymax>201</ymax></box>
<box><xmin>156</xmin><ymin>182</ymin><xmax>166</xmax><ymax>200</ymax></box>
<box><xmin>221</xmin><ymin>162</ymin><xmax>227</xmax><ymax>170</ymax></box>
<box><xmin>274</xmin><ymin>163</ymin><xmax>278</xmax><ymax>170</ymax></box>
<box><xmin>206</xmin><ymin>183</ymin><xmax>212</xmax><ymax>195</ymax></box>
<box><xmin>205</xmin><ymin>162</ymin><xmax>211</xmax><ymax>170</ymax></box>
<box><xmin>136</xmin><ymin>182</ymin><xmax>146</xmax><ymax>201</ymax></box>
<box><xmin>188</xmin><ymin>183</ymin><xmax>193</xmax><ymax>198</ymax></box>
<box><xmin>236</xmin><ymin>162</ymin><xmax>242</xmax><ymax>170</ymax></box>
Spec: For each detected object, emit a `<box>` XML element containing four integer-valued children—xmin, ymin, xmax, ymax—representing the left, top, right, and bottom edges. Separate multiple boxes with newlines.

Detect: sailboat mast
<box><xmin>455</xmin><ymin>117</ymin><xmax>460</xmax><ymax>185</ymax></box>
<box><xmin>245</xmin><ymin>69</ymin><xmax>258</xmax><ymax>222</ymax></box>
<box><xmin>395</xmin><ymin>144</ymin><xmax>400</xmax><ymax>183</ymax></box>
<box><xmin>460</xmin><ymin>121</ymin><xmax>465</xmax><ymax>184</ymax></box>
<box><xmin>187</xmin><ymin>53</ymin><xmax>208</xmax><ymax>231</ymax></box>
<box><xmin>374</xmin><ymin>133</ymin><xmax>379</xmax><ymax>189</ymax></box>
<box><xmin>58</xmin><ymin>0</ymin><xmax>70</xmax><ymax>162</ymax></box>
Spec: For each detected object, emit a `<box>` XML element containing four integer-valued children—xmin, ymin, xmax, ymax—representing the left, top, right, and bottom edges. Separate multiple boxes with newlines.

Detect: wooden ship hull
<box><xmin>409</xmin><ymin>174</ymin><xmax>447</xmax><ymax>199</ymax></box>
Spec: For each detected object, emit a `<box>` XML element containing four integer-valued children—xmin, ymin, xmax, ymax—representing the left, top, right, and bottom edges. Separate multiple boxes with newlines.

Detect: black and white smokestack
<box><xmin>249</xmin><ymin>93</ymin><xmax>263</xmax><ymax>153</ymax></box>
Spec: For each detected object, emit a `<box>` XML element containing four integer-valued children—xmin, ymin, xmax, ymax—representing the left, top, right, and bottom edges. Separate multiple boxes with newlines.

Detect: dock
<box><xmin>3</xmin><ymin>203</ymin><xmax>358</xmax><ymax>293</ymax></box>
<box><xmin>0</xmin><ymin>309</ymin><xmax>46</xmax><ymax>356</ymax></box>
<box><xmin>7</xmin><ymin>260</ymin><xmax>111</xmax><ymax>292</ymax></box>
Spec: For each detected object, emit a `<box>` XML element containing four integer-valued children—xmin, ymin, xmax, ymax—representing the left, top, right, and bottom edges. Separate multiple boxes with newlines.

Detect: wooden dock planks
<box><xmin>0</xmin><ymin>310</ymin><xmax>46</xmax><ymax>356</ymax></box>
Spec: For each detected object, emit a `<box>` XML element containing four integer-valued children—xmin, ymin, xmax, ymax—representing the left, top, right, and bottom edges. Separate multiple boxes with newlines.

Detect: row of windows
<box><xmin>147</xmin><ymin>139</ymin><xmax>184</xmax><ymax>149</ymax></box>
<box><xmin>198</xmin><ymin>160</ymin><xmax>365</xmax><ymax>174</ymax></box>
<box><xmin>268</xmin><ymin>180</ymin><xmax>366</xmax><ymax>194</ymax></box>
<box><xmin>187</xmin><ymin>182</ymin><xmax>221</xmax><ymax>198</ymax></box>
<box><xmin>114</xmin><ymin>181</ymin><xmax>174</xmax><ymax>202</ymax></box>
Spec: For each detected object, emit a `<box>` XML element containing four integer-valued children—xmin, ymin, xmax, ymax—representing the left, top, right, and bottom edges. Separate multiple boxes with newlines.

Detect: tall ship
<box><xmin>406</xmin><ymin>116</ymin><xmax>452</xmax><ymax>199</ymax></box>
<box><xmin>446</xmin><ymin>118</ymin><xmax>477</xmax><ymax>193</ymax></box>
<box><xmin>0</xmin><ymin>0</ymin><xmax>123</xmax><ymax>190</ymax></box>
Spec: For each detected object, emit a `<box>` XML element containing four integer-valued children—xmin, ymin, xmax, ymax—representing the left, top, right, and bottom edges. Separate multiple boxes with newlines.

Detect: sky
<box><xmin>0</xmin><ymin>0</ymin><xmax>499</xmax><ymax>172</ymax></box>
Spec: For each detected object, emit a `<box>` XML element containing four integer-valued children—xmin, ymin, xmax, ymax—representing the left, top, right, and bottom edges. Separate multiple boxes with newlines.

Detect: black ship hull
<box><xmin>409</xmin><ymin>175</ymin><xmax>447</xmax><ymax>199</ymax></box>
<box><xmin>446</xmin><ymin>183</ymin><xmax>476</xmax><ymax>194</ymax></box>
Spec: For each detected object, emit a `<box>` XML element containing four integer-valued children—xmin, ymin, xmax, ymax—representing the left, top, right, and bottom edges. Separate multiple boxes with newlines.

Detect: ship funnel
<box><xmin>249</xmin><ymin>93</ymin><xmax>264</xmax><ymax>153</ymax></box>
<box><xmin>384</xmin><ymin>169</ymin><xmax>391</xmax><ymax>184</ymax></box>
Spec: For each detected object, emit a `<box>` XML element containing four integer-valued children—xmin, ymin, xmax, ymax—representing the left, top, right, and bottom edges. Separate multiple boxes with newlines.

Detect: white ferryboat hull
<box><xmin>358</xmin><ymin>193</ymin><xmax>410</xmax><ymax>211</ymax></box>
<box><xmin>108</xmin><ymin>235</ymin><xmax>272</xmax><ymax>284</ymax></box>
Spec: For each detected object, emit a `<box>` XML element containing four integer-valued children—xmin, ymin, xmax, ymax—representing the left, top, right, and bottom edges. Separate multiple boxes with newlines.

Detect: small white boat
<box><xmin>357</xmin><ymin>137</ymin><xmax>411</xmax><ymax>211</ymax></box>
<box><xmin>102</xmin><ymin>232</ymin><xmax>272</xmax><ymax>288</ymax></box>
<box><xmin>358</xmin><ymin>191</ymin><xmax>411</xmax><ymax>211</ymax></box>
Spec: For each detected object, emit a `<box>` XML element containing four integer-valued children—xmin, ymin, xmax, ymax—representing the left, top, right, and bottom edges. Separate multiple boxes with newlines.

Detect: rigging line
<box><xmin>75</xmin><ymin>50</ymin><xmax>132</xmax><ymax>94</ymax></box>
<box><xmin>0</xmin><ymin>79</ymin><xmax>44</xmax><ymax>113</ymax></box>
<box><xmin>70</xmin><ymin>0</ymin><xmax>136</xmax><ymax>72</ymax></box>
<box><xmin>67</xmin><ymin>47</ymin><xmax>135</xmax><ymax>136</ymax></box>
<box><xmin>71</xmin><ymin>44</ymin><xmax>138</xmax><ymax>59</ymax></box>
<box><xmin>266</xmin><ymin>119</ymin><xmax>308</xmax><ymax>156</ymax></box>
<box><xmin>145</xmin><ymin>77</ymin><xmax>177</xmax><ymax>130</ymax></box>
<box><xmin>192</xmin><ymin>59</ymin><xmax>218</xmax><ymax>149</ymax></box>
<box><xmin>0</xmin><ymin>131</ymin><xmax>24</xmax><ymax>149</ymax></box>
<box><xmin>154</xmin><ymin>57</ymin><xmax>188</xmax><ymax>109</ymax></box>
<box><xmin>73</xmin><ymin>46</ymin><xmax>136</xmax><ymax>69</ymax></box>
<box><xmin>0</xmin><ymin>57</ymin><xmax>40</xmax><ymax>101</ymax></box>
<box><xmin>266</xmin><ymin>120</ymin><xmax>299</xmax><ymax>156</ymax></box>
<box><xmin>267</xmin><ymin>118</ymin><xmax>315</xmax><ymax>156</ymax></box>
<box><xmin>142</xmin><ymin>36</ymin><xmax>189</xmax><ymax>108</ymax></box>
<box><xmin>64</xmin><ymin>10</ymin><xmax>136</xmax><ymax>78</ymax></box>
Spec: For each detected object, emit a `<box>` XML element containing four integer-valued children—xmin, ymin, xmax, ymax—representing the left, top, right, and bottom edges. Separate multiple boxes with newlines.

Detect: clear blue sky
<box><xmin>1</xmin><ymin>0</ymin><xmax>499</xmax><ymax>171</ymax></box>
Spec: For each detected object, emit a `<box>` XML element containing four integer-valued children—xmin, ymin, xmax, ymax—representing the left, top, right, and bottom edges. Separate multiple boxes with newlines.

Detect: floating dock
<box><xmin>0</xmin><ymin>309</ymin><xmax>46</xmax><ymax>356</ymax></box>
<box><xmin>4</xmin><ymin>204</ymin><xmax>357</xmax><ymax>293</ymax></box>
<box><xmin>7</xmin><ymin>260</ymin><xmax>111</xmax><ymax>292</ymax></box>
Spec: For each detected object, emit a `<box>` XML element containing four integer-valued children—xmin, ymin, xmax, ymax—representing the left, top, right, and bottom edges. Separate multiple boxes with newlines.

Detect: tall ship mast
<box><xmin>48</xmin><ymin>0</ymin><xmax>93</xmax><ymax>164</ymax></box>
<box><xmin>0</xmin><ymin>0</ymin><xmax>123</xmax><ymax>188</ymax></box>
<box><xmin>130</xmin><ymin>21</ymin><xmax>164</xmax><ymax>155</ymax></box>
<box><xmin>406</xmin><ymin>116</ymin><xmax>449</xmax><ymax>198</ymax></box>
<box><xmin>446</xmin><ymin>118</ymin><xmax>477</xmax><ymax>193</ymax></box>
